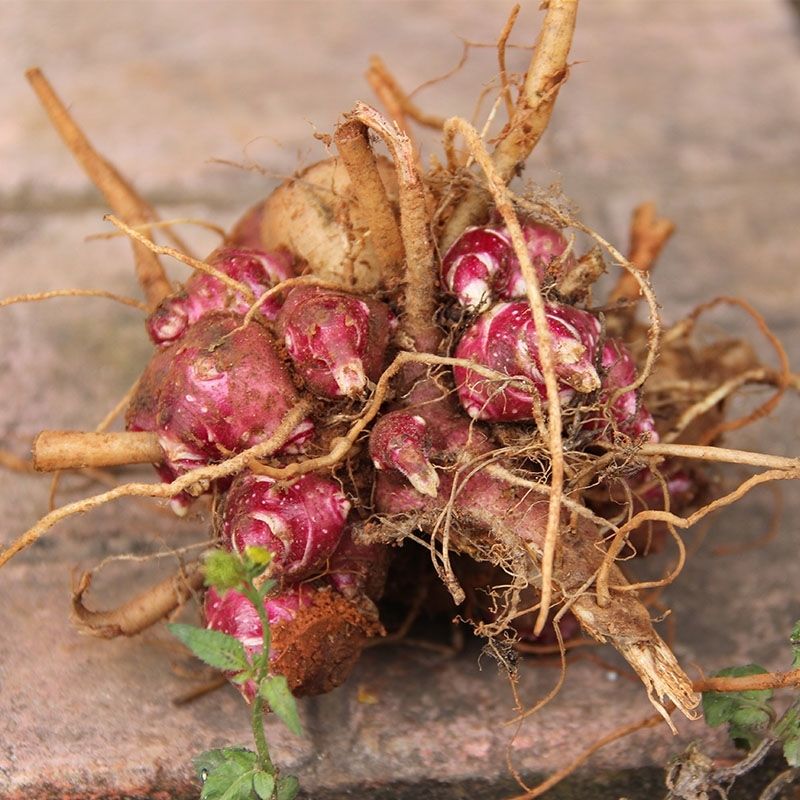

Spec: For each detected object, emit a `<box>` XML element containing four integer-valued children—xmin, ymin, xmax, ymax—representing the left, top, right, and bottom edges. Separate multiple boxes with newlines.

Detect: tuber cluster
<box><xmin>7</xmin><ymin>8</ymin><xmax>798</xmax><ymax>797</ymax></box>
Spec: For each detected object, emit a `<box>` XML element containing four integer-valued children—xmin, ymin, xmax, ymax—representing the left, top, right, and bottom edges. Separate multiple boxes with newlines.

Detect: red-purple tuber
<box><xmin>17</xmin><ymin>8</ymin><xmax>797</xmax><ymax>774</ymax></box>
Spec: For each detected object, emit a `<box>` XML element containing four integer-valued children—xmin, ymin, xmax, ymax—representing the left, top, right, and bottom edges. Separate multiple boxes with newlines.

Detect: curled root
<box><xmin>72</xmin><ymin>561</ymin><xmax>204</xmax><ymax>638</ymax></box>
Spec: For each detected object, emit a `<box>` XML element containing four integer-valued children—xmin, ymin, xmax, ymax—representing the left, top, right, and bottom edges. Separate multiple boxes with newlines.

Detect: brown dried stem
<box><xmin>608</xmin><ymin>201</ymin><xmax>676</xmax><ymax>305</ymax></box>
<box><xmin>348</xmin><ymin>103</ymin><xmax>440</xmax><ymax>352</ymax></box>
<box><xmin>365</xmin><ymin>55</ymin><xmax>446</xmax><ymax>134</ymax></box>
<box><xmin>72</xmin><ymin>561</ymin><xmax>204</xmax><ymax>638</ymax></box>
<box><xmin>334</xmin><ymin>119</ymin><xmax>405</xmax><ymax>287</ymax></box>
<box><xmin>26</xmin><ymin>68</ymin><xmax>172</xmax><ymax>308</ymax></box>
<box><xmin>32</xmin><ymin>430</ymin><xmax>163</xmax><ymax>472</ymax></box>
<box><xmin>442</xmin><ymin>0</ymin><xmax>579</xmax><ymax>247</ymax></box>
<box><xmin>443</xmin><ymin>117</ymin><xmax>564</xmax><ymax>638</ymax></box>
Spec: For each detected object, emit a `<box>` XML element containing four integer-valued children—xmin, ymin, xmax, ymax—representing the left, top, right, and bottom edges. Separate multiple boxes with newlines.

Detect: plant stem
<box><xmin>243</xmin><ymin>583</ymin><xmax>274</xmax><ymax>775</ymax></box>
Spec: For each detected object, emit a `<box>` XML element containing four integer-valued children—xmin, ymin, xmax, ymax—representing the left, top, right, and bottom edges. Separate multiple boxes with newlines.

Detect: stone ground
<box><xmin>1</xmin><ymin>1</ymin><xmax>799</xmax><ymax>798</ymax></box>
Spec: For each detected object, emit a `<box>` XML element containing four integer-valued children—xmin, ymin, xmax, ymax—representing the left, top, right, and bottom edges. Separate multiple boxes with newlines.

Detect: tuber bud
<box><xmin>442</xmin><ymin>219</ymin><xmax>574</xmax><ymax>310</ymax></box>
<box><xmin>277</xmin><ymin>286</ymin><xmax>392</xmax><ymax>399</ymax></box>
<box><xmin>368</xmin><ymin>411</ymin><xmax>439</xmax><ymax>497</ymax></box>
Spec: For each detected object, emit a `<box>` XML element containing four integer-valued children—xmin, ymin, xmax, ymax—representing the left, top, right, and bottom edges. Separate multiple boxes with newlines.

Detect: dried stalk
<box><xmin>26</xmin><ymin>68</ymin><xmax>173</xmax><ymax>308</ymax></box>
<box><xmin>72</xmin><ymin>561</ymin><xmax>204</xmax><ymax>638</ymax></box>
<box><xmin>442</xmin><ymin>0</ymin><xmax>579</xmax><ymax>247</ymax></box>
<box><xmin>347</xmin><ymin>103</ymin><xmax>440</xmax><ymax>352</ymax></box>
<box><xmin>334</xmin><ymin>119</ymin><xmax>405</xmax><ymax>287</ymax></box>
<box><xmin>32</xmin><ymin>430</ymin><xmax>163</xmax><ymax>472</ymax></box>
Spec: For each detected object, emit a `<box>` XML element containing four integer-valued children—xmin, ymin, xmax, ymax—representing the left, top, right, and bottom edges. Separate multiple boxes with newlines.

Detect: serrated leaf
<box><xmin>791</xmin><ymin>620</ymin><xmax>800</xmax><ymax>669</ymax></box>
<box><xmin>276</xmin><ymin>775</ymin><xmax>300</xmax><ymax>800</ymax></box>
<box><xmin>168</xmin><ymin>623</ymin><xmax>250</xmax><ymax>673</ymax></box>
<box><xmin>253</xmin><ymin>771</ymin><xmax>276</xmax><ymax>799</ymax></box>
<box><xmin>195</xmin><ymin>747</ymin><xmax>257</xmax><ymax>783</ymax></box>
<box><xmin>204</xmin><ymin>549</ymin><xmax>248</xmax><ymax>591</ymax></box>
<box><xmin>199</xmin><ymin>753</ymin><xmax>257</xmax><ymax>800</ymax></box>
<box><xmin>775</xmin><ymin>706</ymin><xmax>800</xmax><ymax>767</ymax></box>
<box><xmin>260</xmin><ymin>675</ymin><xmax>303</xmax><ymax>737</ymax></box>
<box><xmin>702</xmin><ymin>665</ymin><xmax>773</xmax><ymax>745</ymax></box>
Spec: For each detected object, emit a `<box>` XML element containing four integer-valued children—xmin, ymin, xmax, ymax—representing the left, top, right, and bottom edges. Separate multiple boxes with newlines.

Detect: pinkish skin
<box><xmin>218</xmin><ymin>472</ymin><xmax>350</xmax><ymax>580</ymax></box>
<box><xmin>326</xmin><ymin>530</ymin><xmax>390</xmax><ymax>602</ymax></box>
<box><xmin>441</xmin><ymin>220</ymin><xmax>575</xmax><ymax>310</ymax></box>
<box><xmin>204</xmin><ymin>584</ymin><xmax>315</xmax><ymax>701</ymax></box>
<box><xmin>586</xmin><ymin>338</ymin><xmax>658</xmax><ymax>441</ymax></box>
<box><xmin>277</xmin><ymin>286</ymin><xmax>392</xmax><ymax>399</ymax></box>
<box><xmin>453</xmin><ymin>301</ymin><xmax>601</xmax><ymax>422</ymax></box>
<box><xmin>368</xmin><ymin>411</ymin><xmax>439</xmax><ymax>497</ymax></box>
<box><xmin>146</xmin><ymin>246</ymin><xmax>295</xmax><ymax>347</ymax></box>
<box><xmin>126</xmin><ymin>311</ymin><xmax>314</xmax><ymax>514</ymax></box>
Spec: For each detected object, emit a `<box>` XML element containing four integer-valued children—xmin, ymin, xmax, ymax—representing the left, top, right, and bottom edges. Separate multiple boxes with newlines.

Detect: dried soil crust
<box><xmin>272</xmin><ymin>590</ymin><xmax>383</xmax><ymax>696</ymax></box>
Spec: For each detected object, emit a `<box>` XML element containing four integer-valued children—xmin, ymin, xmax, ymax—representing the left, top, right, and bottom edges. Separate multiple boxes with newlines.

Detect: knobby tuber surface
<box><xmin>4</xmin><ymin>2</ymin><xmax>800</xmax><ymax>797</ymax></box>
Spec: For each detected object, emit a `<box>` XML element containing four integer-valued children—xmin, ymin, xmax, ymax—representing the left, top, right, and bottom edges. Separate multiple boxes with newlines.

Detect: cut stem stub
<box><xmin>33</xmin><ymin>430</ymin><xmax>163</xmax><ymax>472</ymax></box>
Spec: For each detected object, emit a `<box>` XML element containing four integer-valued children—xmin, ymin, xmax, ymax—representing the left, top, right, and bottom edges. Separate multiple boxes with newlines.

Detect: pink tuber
<box><xmin>442</xmin><ymin>219</ymin><xmax>574</xmax><ymax>310</ymax></box>
<box><xmin>218</xmin><ymin>472</ymin><xmax>351</xmax><ymax>580</ymax></box>
<box><xmin>126</xmin><ymin>311</ymin><xmax>314</xmax><ymax>513</ymax></box>
<box><xmin>276</xmin><ymin>286</ymin><xmax>393</xmax><ymax>399</ymax></box>
<box><xmin>452</xmin><ymin>301</ymin><xmax>601</xmax><ymax>421</ymax></box>
<box><xmin>146</xmin><ymin>246</ymin><xmax>295</xmax><ymax>346</ymax></box>
<box><xmin>368</xmin><ymin>410</ymin><xmax>439</xmax><ymax>498</ymax></box>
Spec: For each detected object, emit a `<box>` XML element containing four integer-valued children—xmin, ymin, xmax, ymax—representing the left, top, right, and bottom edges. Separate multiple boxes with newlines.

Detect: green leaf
<box><xmin>194</xmin><ymin>747</ymin><xmax>257</xmax><ymax>783</ymax></box>
<box><xmin>260</xmin><ymin>675</ymin><xmax>303</xmax><ymax>737</ymax></box>
<box><xmin>702</xmin><ymin>665</ymin><xmax>774</xmax><ymax>746</ymax></box>
<box><xmin>195</xmin><ymin>748</ymin><xmax>258</xmax><ymax>800</ymax></box>
<box><xmin>203</xmin><ymin>767</ymin><xmax>255</xmax><ymax>800</ymax></box>
<box><xmin>204</xmin><ymin>549</ymin><xmax>249</xmax><ymax>591</ymax></box>
<box><xmin>168</xmin><ymin>623</ymin><xmax>250</xmax><ymax>673</ymax></box>
<box><xmin>790</xmin><ymin>620</ymin><xmax>800</xmax><ymax>669</ymax></box>
<box><xmin>244</xmin><ymin>546</ymin><xmax>273</xmax><ymax>568</ymax></box>
<box><xmin>776</xmin><ymin>705</ymin><xmax>800</xmax><ymax>767</ymax></box>
<box><xmin>276</xmin><ymin>775</ymin><xmax>300</xmax><ymax>800</ymax></box>
<box><xmin>253</xmin><ymin>771</ymin><xmax>276</xmax><ymax>799</ymax></box>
